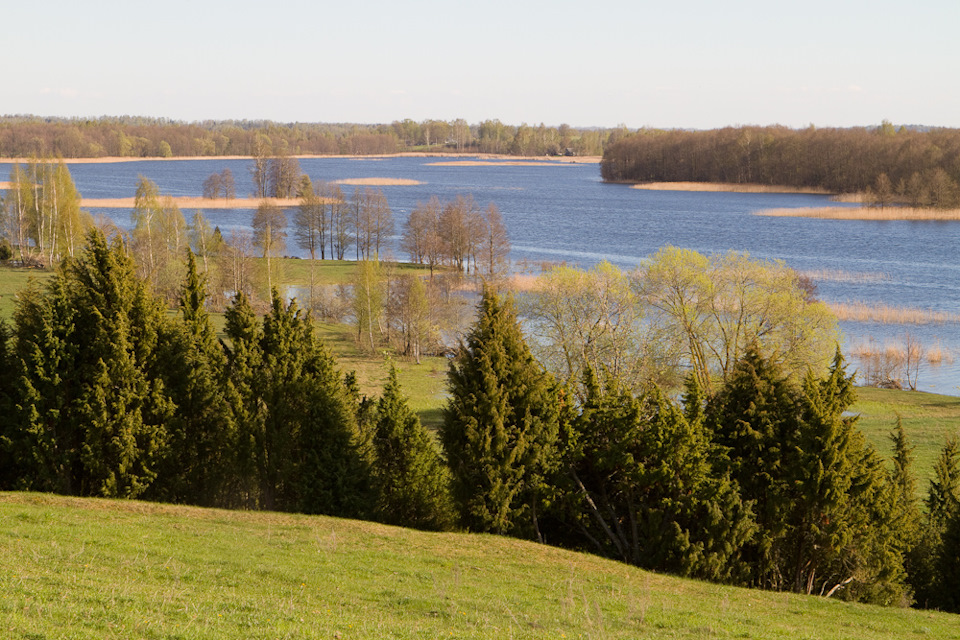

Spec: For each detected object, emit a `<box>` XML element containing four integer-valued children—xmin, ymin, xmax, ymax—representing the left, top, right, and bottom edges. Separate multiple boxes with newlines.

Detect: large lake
<box><xmin>3</xmin><ymin>156</ymin><xmax>958</xmax><ymax>394</ymax></box>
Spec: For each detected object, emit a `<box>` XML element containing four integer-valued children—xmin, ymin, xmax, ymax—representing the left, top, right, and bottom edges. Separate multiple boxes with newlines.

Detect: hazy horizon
<box><xmin>5</xmin><ymin>0</ymin><xmax>959</xmax><ymax>130</ymax></box>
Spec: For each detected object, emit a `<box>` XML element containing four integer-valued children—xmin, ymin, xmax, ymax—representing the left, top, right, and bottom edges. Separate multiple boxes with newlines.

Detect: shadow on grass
<box><xmin>418</xmin><ymin>407</ymin><xmax>444</xmax><ymax>431</ymax></box>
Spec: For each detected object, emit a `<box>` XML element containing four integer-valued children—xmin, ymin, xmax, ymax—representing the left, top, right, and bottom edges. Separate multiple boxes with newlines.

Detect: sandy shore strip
<box><xmin>81</xmin><ymin>196</ymin><xmax>304</xmax><ymax>209</ymax></box>
<box><xmin>631</xmin><ymin>182</ymin><xmax>832</xmax><ymax>194</ymax></box>
<box><xmin>0</xmin><ymin>181</ymin><xmax>10</xmax><ymax>189</ymax></box>
<box><xmin>334</xmin><ymin>178</ymin><xmax>422</xmax><ymax>186</ymax></box>
<box><xmin>755</xmin><ymin>206</ymin><xmax>960</xmax><ymax>221</ymax></box>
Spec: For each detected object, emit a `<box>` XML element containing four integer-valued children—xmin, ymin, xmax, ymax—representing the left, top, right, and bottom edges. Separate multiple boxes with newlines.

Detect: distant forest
<box><xmin>0</xmin><ymin>115</ymin><xmax>618</xmax><ymax>159</ymax></box>
<box><xmin>601</xmin><ymin>123</ymin><xmax>960</xmax><ymax>207</ymax></box>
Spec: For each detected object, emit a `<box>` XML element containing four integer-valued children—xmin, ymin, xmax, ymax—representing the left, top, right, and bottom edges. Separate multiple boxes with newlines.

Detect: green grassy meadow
<box><xmin>2</xmin><ymin>492</ymin><xmax>958</xmax><ymax>640</ymax></box>
<box><xmin>851</xmin><ymin>387</ymin><xmax>960</xmax><ymax>490</ymax></box>
<box><xmin>0</xmin><ymin>265</ymin><xmax>54</xmax><ymax>319</ymax></box>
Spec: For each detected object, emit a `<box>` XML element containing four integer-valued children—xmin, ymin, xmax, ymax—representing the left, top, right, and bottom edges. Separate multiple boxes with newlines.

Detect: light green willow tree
<box><xmin>522</xmin><ymin>261</ymin><xmax>667</xmax><ymax>393</ymax></box>
<box><xmin>634</xmin><ymin>246</ymin><xmax>838</xmax><ymax>394</ymax></box>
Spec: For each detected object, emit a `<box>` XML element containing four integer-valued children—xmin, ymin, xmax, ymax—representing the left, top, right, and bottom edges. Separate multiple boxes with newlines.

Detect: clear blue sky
<box><xmin>5</xmin><ymin>0</ymin><xmax>959</xmax><ymax>129</ymax></box>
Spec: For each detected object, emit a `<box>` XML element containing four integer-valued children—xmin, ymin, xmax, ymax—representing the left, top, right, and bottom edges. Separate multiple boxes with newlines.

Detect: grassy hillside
<box><xmin>2</xmin><ymin>493</ymin><xmax>958</xmax><ymax>640</ymax></box>
<box><xmin>852</xmin><ymin>387</ymin><xmax>960</xmax><ymax>489</ymax></box>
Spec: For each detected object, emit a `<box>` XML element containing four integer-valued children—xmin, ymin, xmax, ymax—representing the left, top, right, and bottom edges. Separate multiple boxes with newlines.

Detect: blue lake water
<box><xmin>3</xmin><ymin>157</ymin><xmax>958</xmax><ymax>394</ymax></box>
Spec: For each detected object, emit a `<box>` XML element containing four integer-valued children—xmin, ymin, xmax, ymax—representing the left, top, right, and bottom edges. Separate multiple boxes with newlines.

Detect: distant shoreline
<box><xmin>1</xmin><ymin>153</ymin><xmax>602</xmax><ymax>165</ymax></box>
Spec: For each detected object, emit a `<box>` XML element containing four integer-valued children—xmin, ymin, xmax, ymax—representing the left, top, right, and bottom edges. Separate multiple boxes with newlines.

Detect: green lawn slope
<box><xmin>852</xmin><ymin>387</ymin><xmax>960</xmax><ymax>488</ymax></box>
<box><xmin>1</xmin><ymin>493</ymin><xmax>957</xmax><ymax>639</ymax></box>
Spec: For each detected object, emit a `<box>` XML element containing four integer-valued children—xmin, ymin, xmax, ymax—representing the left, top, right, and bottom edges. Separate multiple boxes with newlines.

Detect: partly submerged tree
<box><xmin>522</xmin><ymin>261</ymin><xmax>667</xmax><ymax>394</ymax></box>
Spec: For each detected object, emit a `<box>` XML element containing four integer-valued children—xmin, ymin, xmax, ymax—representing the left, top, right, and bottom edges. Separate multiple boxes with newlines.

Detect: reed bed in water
<box><xmin>798</xmin><ymin>268</ymin><xmax>889</xmax><ymax>284</ymax></box>
<box><xmin>848</xmin><ymin>339</ymin><xmax>952</xmax><ymax>365</ymax></box>
<box><xmin>829</xmin><ymin>301</ymin><xmax>960</xmax><ymax>324</ymax></box>
<box><xmin>756</xmin><ymin>206</ymin><xmax>960</xmax><ymax>221</ymax></box>
<box><xmin>630</xmin><ymin>182</ymin><xmax>831</xmax><ymax>194</ymax></box>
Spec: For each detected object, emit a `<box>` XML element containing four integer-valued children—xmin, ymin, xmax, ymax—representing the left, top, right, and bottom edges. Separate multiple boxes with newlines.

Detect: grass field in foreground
<box><xmin>2</xmin><ymin>492</ymin><xmax>958</xmax><ymax>640</ymax></box>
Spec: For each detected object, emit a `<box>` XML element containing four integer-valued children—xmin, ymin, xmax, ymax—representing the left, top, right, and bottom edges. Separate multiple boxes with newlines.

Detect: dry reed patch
<box><xmin>631</xmin><ymin>182</ymin><xmax>832</xmax><ymax>194</ymax></box>
<box><xmin>831</xmin><ymin>193</ymin><xmax>867</xmax><ymax>203</ymax></box>
<box><xmin>334</xmin><ymin>177</ymin><xmax>422</xmax><ymax>186</ymax></box>
<box><xmin>81</xmin><ymin>196</ymin><xmax>302</xmax><ymax>209</ymax></box>
<box><xmin>798</xmin><ymin>268</ymin><xmax>889</xmax><ymax>284</ymax></box>
<box><xmin>926</xmin><ymin>340</ymin><xmax>952</xmax><ymax>365</ymax></box>
<box><xmin>507</xmin><ymin>274</ymin><xmax>540</xmax><ymax>292</ymax></box>
<box><xmin>756</xmin><ymin>206</ymin><xmax>960</xmax><ymax>221</ymax></box>
<box><xmin>828</xmin><ymin>301</ymin><xmax>960</xmax><ymax>325</ymax></box>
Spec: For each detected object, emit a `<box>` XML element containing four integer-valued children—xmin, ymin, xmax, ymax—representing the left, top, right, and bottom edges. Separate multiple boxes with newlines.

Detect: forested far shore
<box><xmin>602</xmin><ymin>123</ymin><xmax>960</xmax><ymax>208</ymax></box>
<box><xmin>0</xmin><ymin>115</ymin><xmax>618</xmax><ymax>159</ymax></box>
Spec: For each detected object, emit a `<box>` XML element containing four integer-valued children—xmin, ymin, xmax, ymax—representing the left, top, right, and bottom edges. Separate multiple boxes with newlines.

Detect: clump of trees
<box><xmin>601</xmin><ymin>124</ymin><xmax>960</xmax><ymax>207</ymax></box>
<box><xmin>439</xmin><ymin>289</ymin><xmax>960</xmax><ymax>607</ymax></box>
<box><xmin>522</xmin><ymin>250</ymin><xmax>838</xmax><ymax>395</ymax></box>
<box><xmin>0</xmin><ymin>229</ymin><xmax>447</xmax><ymax>520</ymax></box>
<box><xmin>3</xmin><ymin>160</ymin><xmax>89</xmax><ymax>265</ymax></box>
<box><xmin>202</xmin><ymin>168</ymin><xmax>236</xmax><ymax>200</ymax></box>
<box><xmin>401</xmin><ymin>195</ymin><xmax>510</xmax><ymax>281</ymax></box>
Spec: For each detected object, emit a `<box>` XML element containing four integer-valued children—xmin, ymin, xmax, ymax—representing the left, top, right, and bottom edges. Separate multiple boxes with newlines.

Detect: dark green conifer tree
<box><xmin>148</xmin><ymin>249</ymin><xmax>233</xmax><ymax>506</ymax></box>
<box><xmin>561</xmin><ymin>367</ymin><xmax>753</xmax><ymax>581</ymax></box>
<box><xmin>371</xmin><ymin>366</ymin><xmax>456</xmax><ymax>531</ymax></box>
<box><xmin>937</xmin><ymin>500</ymin><xmax>960</xmax><ymax>612</ymax></box>
<box><xmin>0</xmin><ymin>320</ymin><xmax>20</xmax><ymax>489</ymax></box>
<box><xmin>911</xmin><ymin>438</ymin><xmax>960</xmax><ymax>608</ymax></box>
<box><xmin>441</xmin><ymin>289</ymin><xmax>561</xmax><ymax>539</ymax></box>
<box><xmin>708</xmin><ymin>347</ymin><xmax>908</xmax><ymax>602</ymax></box>
<box><xmin>888</xmin><ymin>419</ymin><xmax>921</xmax><ymax>594</ymax></box>
<box><xmin>224</xmin><ymin>289</ymin><xmax>370</xmax><ymax>515</ymax></box>
<box><xmin>12</xmin><ymin>229</ymin><xmax>172</xmax><ymax>497</ymax></box>
<box><xmin>222</xmin><ymin>291</ymin><xmax>265</xmax><ymax>507</ymax></box>
<box><xmin>708</xmin><ymin>346</ymin><xmax>803</xmax><ymax>588</ymax></box>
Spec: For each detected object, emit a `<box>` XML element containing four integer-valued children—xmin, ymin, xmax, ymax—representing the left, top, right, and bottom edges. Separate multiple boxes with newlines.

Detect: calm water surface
<box><xmin>3</xmin><ymin>157</ymin><xmax>958</xmax><ymax>394</ymax></box>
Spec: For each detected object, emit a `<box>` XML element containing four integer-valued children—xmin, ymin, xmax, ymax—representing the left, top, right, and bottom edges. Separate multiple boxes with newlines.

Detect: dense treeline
<box><xmin>1</xmin><ymin>232</ymin><xmax>959</xmax><ymax>611</ymax></box>
<box><xmin>0</xmin><ymin>115</ymin><xmax>615</xmax><ymax>159</ymax></box>
<box><xmin>601</xmin><ymin>123</ymin><xmax>960</xmax><ymax>207</ymax></box>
